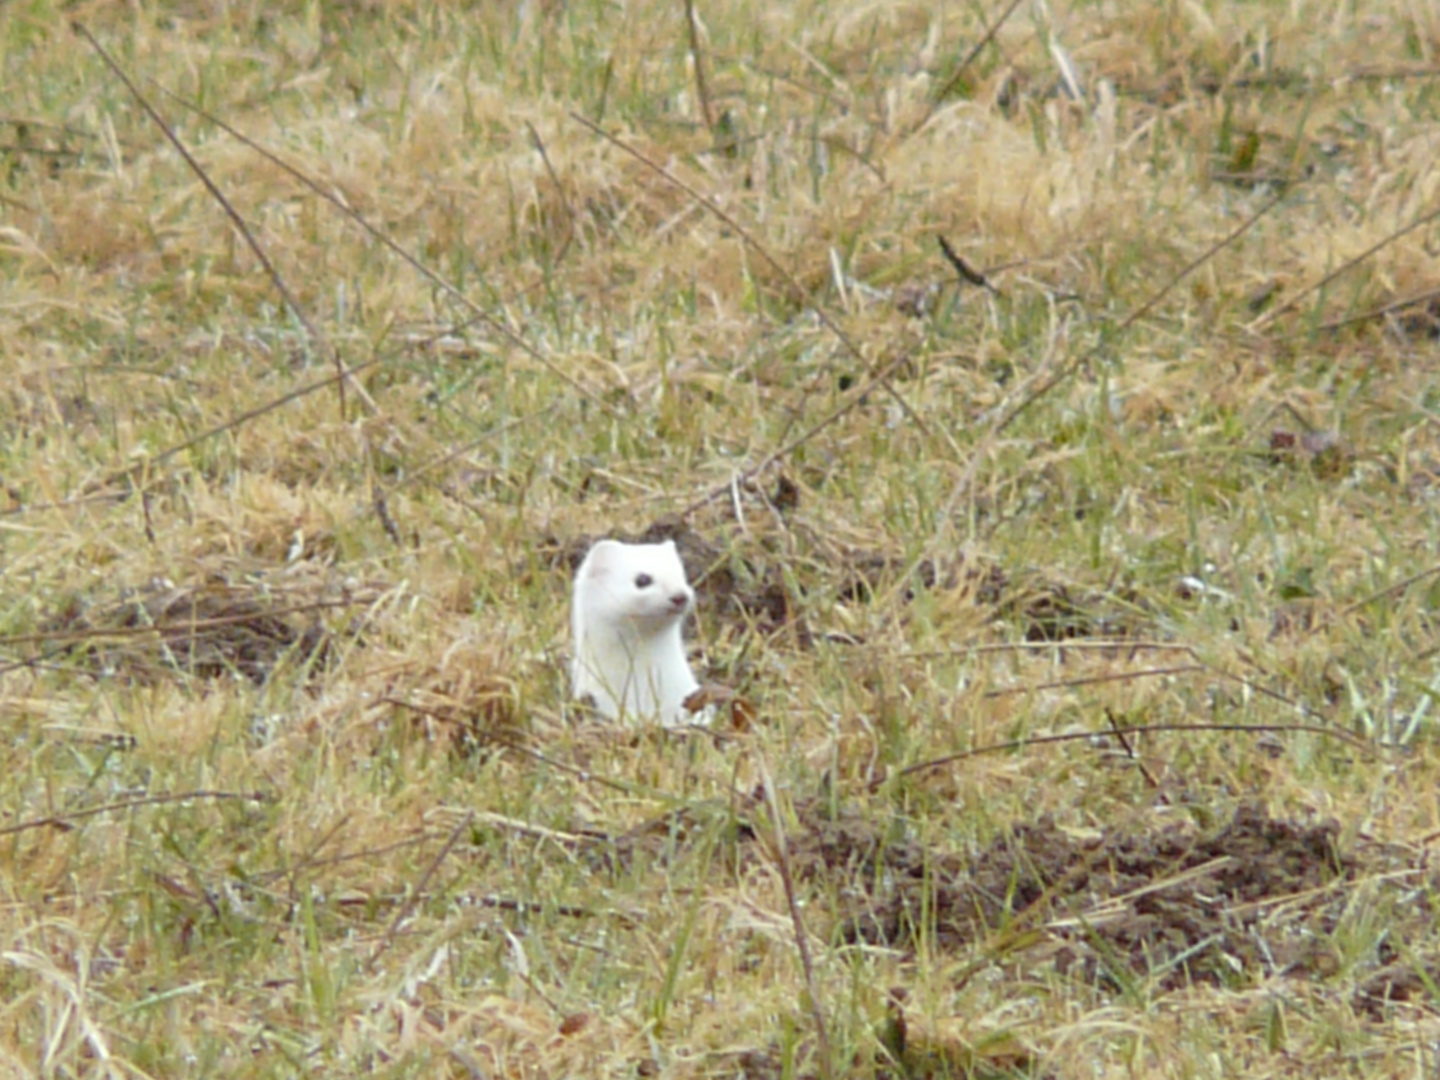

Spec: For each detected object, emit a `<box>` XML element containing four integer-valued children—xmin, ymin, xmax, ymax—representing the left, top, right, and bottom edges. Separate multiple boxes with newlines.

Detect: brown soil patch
<box><xmin>775</xmin><ymin>799</ymin><xmax>1435</xmax><ymax>999</ymax></box>
<box><xmin>35</xmin><ymin>570</ymin><xmax>376</xmax><ymax>686</ymax></box>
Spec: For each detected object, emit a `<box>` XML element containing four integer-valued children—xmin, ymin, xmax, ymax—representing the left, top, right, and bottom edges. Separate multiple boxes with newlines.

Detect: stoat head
<box><xmin>575</xmin><ymin>539</ymin><xmax>694</xmax><ymax>636</ymax></box>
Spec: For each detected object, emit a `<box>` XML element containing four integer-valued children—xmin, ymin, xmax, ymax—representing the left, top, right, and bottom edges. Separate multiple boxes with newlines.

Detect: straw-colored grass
<box><xmin>4</xmin><ymin>1</ymin><xmax>1440</xmax><ymax>1076</ymax></box>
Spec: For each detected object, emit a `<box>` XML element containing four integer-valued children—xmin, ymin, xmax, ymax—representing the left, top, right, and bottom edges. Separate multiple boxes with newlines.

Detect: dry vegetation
<box><xmin>4</xmin><ymin>0</ymin><xmax>1440</xmax><ymax>1076</ymax></box>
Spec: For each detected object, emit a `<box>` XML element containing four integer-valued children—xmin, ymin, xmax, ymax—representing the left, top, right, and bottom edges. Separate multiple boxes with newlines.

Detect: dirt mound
<box><xmin>32</xmin><ymin>570</ymin><xmax>376</xmax><ymax>686</ymax></box>
<box><xmin>779</xmin><ymin>799</ymin><xmax>1432</xmax><ymax>997</ymax></box>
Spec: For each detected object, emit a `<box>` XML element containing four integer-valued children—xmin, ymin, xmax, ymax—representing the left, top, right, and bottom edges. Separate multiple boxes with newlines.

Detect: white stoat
<box><xmin>570</xmin><ymin>538</ymin><xmax>706</xmax><ymax>727</ymax></box>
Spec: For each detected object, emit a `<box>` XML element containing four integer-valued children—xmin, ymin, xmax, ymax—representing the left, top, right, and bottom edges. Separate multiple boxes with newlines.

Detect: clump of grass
<box><xmin>3</xmin><ymin>1</ymin><xmax>1440</xmax><ymax>1077</ymax></box>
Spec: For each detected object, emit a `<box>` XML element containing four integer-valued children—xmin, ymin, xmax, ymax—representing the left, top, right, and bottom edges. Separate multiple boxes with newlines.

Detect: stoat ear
<box><xmin>581</xmin><ymin>539</ymin><xmax>623</xmax><ymax>579</ymax></box>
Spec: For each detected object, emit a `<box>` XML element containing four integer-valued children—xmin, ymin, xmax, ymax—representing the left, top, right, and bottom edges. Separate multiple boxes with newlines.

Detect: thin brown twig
<box><xmin>0</xmin><ymin>114</ymin><xmax>137</xmax><ymax>147</ymax></box>
<box><xmin>1216</xmin><ymin>664</ymin><xmax>1334</xmax><ymax>723</ymax></box>
<box><xmin>900</xmin><ymin>640</ymin><xmax>1195</xmax><ymax>658</ymax></box>
<box><xmin>372</xmin><ymin>485</ymin><xmax>403</xmax><ymax>547</ymax></box>
<box><xmin>756</xmin><ymin>753</ymin><xmax>832</xmax><ymax>1080</ymax></box>
<box><xmin>0</xmin><ymin>598</ymin><xmax>372</xmax><ymax>649</ymax></box>
<box><xmin>152</xmin><ymin>317</ymin><xmax>543</xmax><ymax>513</ymax></box>
<box><xmin>525</xmin><ymin>121</ymin><xmax>578</xmax><ymax>266</ymax></box>
<box><xmin>395</xmin><ymin>407</ymin><xmax>558</xmax><ymax>490</ymax></box>
<box><xmin>0</xmin><ymin>308</ymin><xmax>525</xmax><ymax>523</ymax></box>
<box><xmin>0</xmin><ymin>790</ymin><xmax>270</xmax><ymax>837</ymax></box>
<box><xmin>336</xmin><ymin>889</ymin><xmax>604</xmax><ymax>923</ymax></box>
<box><xmin>0</xmin><ymin>142</ymin><xmax>80</xmax><ymax>161</ymax></box>
<box><xmin>378</xmin><ymin>698</ymin><xmax>641</xmax><ymax>795</ymax></box>
<box><xmin>0</xmin><ymin>352</ymin><xmax>390</xmax><ymax>521</ymax></box>
<box><xmin>150</xmin><ymin>355</ymin><xmax>387</xmax><ymax>469</ymax></box>
<box><xmin>464</xmin><ymin>809</ymin><xmax>594</xmax><ymax>847</ymax></box>
<box><xmin>1104</xmin><ymin>707</ymin><xmax>1161</xmax><ymax>789</ymax></box>
<box><xmin>1303</xmin><ymin>562</ymin><xmax>1440</xmax><ymax>639</ymax></box>
<box><xmin>1248</xmin><ymin>198</ymin><xmax>1440</xmax><ymax>332</ymax></box>
<box><xmin>994</xmin><ymin>187</ymin><xmax>1288</xmax><ymax>437</ymax></box>
<box><xmin>893</xmin><ymin>721</ymin><xmax>1376</xmax><ymax>784</ymax></box>
<box><xmin>280</xmin><ymin>813</ymin><xmax>354</xmax><ymax>896</ymax></box>
<box><xmin>368</xmin><ymin>811</ymin><xmax>473</xmax><ymax>970</ymax></box>
<box><xmin>1220</xmin><ymin>65</ymin><xmax>1440</xmax><ymax>91</ymax></box>
<box><xmin>957</xmin><ymin>640</ymin><xmax>1340</xmax><ymax>729</ymax></box>
<box><xmin>73</xmin><ymin>23</ymin><xmax>370</xmax><ymax>420</ymax></box>
<box><xmin>0</xmin><ymin>489</ymin><xmax>130</xmax><ymax>519</ymax></box>
<box><xmin>570</xmin><ymin>112</ymin><xmax>947</xmax><ymax>452</ymax></box>
<box><xmin>0</xmin><ymin>645</ymin><xmax>90</xmax><ymax>678</ymax></box>
<box><xmin>1311</xmin><ymin>285</ymin><xmax>1440</xmax><ymax>334</ymax></box>
<box><xmin>982</xmin><ymin>664</ymin><xmax>1205</xmax><ymax>698</ymax></box>
<box><xmin>675</xmin><ymin>350</ymin><xmax>914</xmax><ymax>517</ymax></box>
<box><xmin>255</xmin><ymin>831</ymin><xmax>444</xmax><ymax>883</ymax></box>
<box><xmin>683</xmin><ymin>0</ymin><xmax>715</xmax><ymax>131</ymax></box>
<box><xmin>937</xmin><ymin>234</ymin><xmax>998</xmax><ymax>293</ymax></box>
<box><xmin>1347</xmin><ymin>65</ymin><xmax>1440</xmax><ymax>80</ymax></box>
<box><xmin>457</xmin><ymin>893</ymin><xmax>602</xmax><ymax>921</ymax></box>
<box><xmin>877</xmin><ymin>642</ymin><xmax>1385</xmax><ymax>789</ymax></box>
<box><xmin>154</xmin><ymin>84</ymin><xmax>602</xmax><ymax>406</ymax></box>
<box><xmin>938</xmin><ymin>187</ymin><xmax>1288</xmax><ymax>531</ymax></box>
<box><xmin>922</xmin><ymin>0</ymin><xmax>1025</xmax><ymax>126</ymax></box>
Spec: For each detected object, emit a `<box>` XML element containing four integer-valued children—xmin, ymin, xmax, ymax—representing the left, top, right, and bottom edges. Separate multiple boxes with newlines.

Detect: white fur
<box><xmin>570</xmin><ymin>539</ymin><xmax>704</xmax><ymax>726</ymax></box>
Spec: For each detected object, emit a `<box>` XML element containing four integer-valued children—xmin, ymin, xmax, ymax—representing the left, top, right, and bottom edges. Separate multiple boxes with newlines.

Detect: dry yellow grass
<box><xmin>4</xmin><ymin>1</ymin><xmax>1440</xmax><ymax>1077</ymax></box>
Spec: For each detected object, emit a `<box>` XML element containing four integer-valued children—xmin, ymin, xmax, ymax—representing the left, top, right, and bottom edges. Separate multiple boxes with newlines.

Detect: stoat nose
<box><xmin>668</xmin><ymin>591</ymin><xmax>691</xmax><ymax>610</ymax></box>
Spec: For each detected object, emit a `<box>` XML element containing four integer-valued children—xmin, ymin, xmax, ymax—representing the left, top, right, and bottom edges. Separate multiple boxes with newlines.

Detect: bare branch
<box><xmin>1249</xmin><ymin>198</ymin><xmax>1440</xmax><ymax>332</ymax></box>
<box><xmin>756</xmin><ymin>753</ymin><xmax>831</xmax><ymax>1080</ymax></box>
<box><xmin>0</xmin><ymin>790</ymin><xmax>270</xmax><ymax>837</ymax></box>
<box><xmin>73</xmin><ymin>23</ymin><xmax>372</xmax><ymax>418</ymax></box>
<box><xmin>368</xmin><ymin>811</ymin><xmax>473</xmax><ymax>970</ymax></box>
<box><xmin>571</xmin><ymin>112</ymin><xmax>949</xmax><ymax>454</ymax></box>
<box><xmin>684</xmin><ymin>0</ymin><xmax>716</xmax><ymax>131</ymax></box>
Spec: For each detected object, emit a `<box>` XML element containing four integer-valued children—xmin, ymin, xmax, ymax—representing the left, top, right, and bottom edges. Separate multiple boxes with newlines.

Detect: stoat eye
<box><xmin>634</xmin><ymin>573</ymin><xmax>653</xmax><ymax>589</ymax></box>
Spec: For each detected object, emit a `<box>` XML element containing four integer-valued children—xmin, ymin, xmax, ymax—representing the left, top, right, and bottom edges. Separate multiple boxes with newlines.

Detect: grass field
<box><xmin>4</xmin><ymin>1</ymin><xmax>1440</xmax><ymax>1076</ymax></box>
